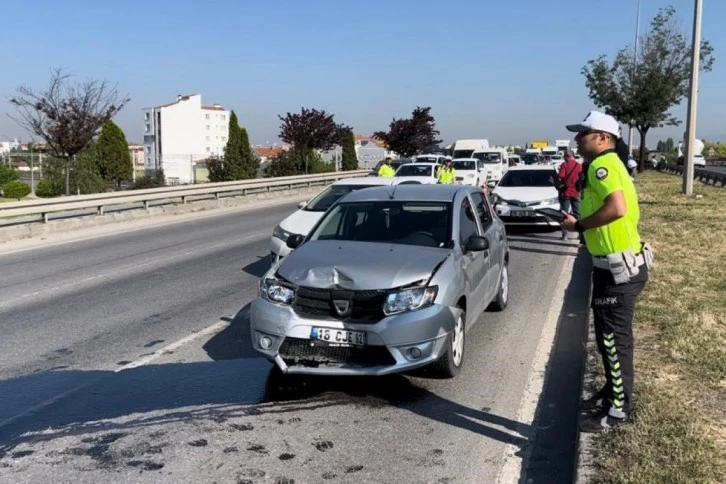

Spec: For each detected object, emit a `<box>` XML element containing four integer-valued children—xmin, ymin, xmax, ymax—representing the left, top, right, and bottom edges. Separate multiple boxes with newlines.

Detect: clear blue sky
<box><xmin>2</xmin><ymin>0</ymin><xmax>725</xmax><ymax>148</ymax></box>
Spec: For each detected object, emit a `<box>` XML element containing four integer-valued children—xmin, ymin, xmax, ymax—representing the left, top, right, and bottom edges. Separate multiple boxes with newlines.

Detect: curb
<box><xmin>574</xmin><ymin>308</ymin><xmax>599</xmax><ymax>484</ymax></box>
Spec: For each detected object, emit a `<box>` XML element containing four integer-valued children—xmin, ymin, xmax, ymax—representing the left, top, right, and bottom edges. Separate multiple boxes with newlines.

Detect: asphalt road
<box><xmin>0</xmin><ymin>203</ymin><xmax>588</xmax><ymax>484</ymax></box>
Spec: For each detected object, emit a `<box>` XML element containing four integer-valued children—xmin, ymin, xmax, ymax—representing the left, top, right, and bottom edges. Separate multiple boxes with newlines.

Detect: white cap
<box><xmin>566</xmin><ymin>110</ymin><xmax>622</xmax><ymax>138</ymax></box>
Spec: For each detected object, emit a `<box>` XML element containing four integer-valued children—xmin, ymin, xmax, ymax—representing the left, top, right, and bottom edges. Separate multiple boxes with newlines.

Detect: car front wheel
<box><xmin>488</xmin><ymin>261</ymin><xmax>509</xmax><ymax>311</ymax></box>
<box><xmin>433</xmin><ymin>307</ymin><xmax>465</xmax><ymax>378</ymax></box>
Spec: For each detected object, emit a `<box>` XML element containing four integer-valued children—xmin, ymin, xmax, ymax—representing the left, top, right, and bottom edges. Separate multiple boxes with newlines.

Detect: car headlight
<box><xmin>541</xmin><ymin>197</ymin><xmax>559</xmax><ymax>205</ymax></box>
<box><xmin>260</xmin><ymin>278</ymin><xmax>296</xmax><ymax>305</ymax></box>
<box><xmin>272</xmin><ymin>224</ymin><xmax>291</xmax><ymax>242</ymax></box>
<box><xmin>383</xmin><ymin>286</ymin><xmax>438</xmax><ymax>316</ymax></box>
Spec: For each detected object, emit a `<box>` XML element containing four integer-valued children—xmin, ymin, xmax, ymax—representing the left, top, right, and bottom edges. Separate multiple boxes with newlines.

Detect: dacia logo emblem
<box><xmin>333</xmin><ymin>300</ymin><xmax>351</xmax><ymax>316</ymax></box>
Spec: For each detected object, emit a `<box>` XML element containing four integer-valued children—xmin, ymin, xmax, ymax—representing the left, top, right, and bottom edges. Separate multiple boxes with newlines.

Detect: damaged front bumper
<box><xmin>249</xmin><ymin>297</ymin><xmax>462</xmax><ymax>376</ymax></box>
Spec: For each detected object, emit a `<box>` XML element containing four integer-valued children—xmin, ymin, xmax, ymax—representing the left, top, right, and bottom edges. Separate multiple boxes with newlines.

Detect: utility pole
<box><xmin>627</xmin><ymin>0</ymin><xmax>641</xmax><ymax>160</ymax></box>
<box><xmin>683</xmin><ymin>0</ymin><xmax>703</xmax><ymax>195</ymax></box>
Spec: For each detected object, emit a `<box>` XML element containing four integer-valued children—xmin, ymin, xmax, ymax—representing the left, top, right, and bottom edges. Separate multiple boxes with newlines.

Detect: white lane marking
<box><xmin>0</xmin><ymin>229</ymin><xmax>269</xmax><ymax>311</ymax></box>
<box><xmin>0</xmin><ymin>319</ymin><xmax>233</xmax><ymax>432</ymax></box>
<box><xmin>496</xmin><ymin>246</ymin><xmax>579</xmax><ymax>483</ymax></box>
<box><xmin>114</xmin><ymin>319</ymin><xmax>232</xmax><ymax>372</ymax></box>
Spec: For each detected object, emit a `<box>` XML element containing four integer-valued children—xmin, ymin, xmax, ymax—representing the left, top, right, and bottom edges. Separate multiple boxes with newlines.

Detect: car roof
<box><xmin>332</xmin><ymin>177</ymin><xmax>396</xmax><ymax>186</ymax></box>
<box><xmin>398</xmin><ymin>162</ymin><xmax>438</xmax><ymax>167</ymax></box>
<box><xmin>505</xmin><ymin>165</ymin><xmax>557</xmax><ymax>171</ymax></box>
<box><xmin>339</xmin><ymin>183</ymin><xmax>478</xmax><ymax>203</ymax></box>
<box><xmin>451</xmin><ymin>158</ymin><xmax>478</xmax><ymax>162</ymax></box>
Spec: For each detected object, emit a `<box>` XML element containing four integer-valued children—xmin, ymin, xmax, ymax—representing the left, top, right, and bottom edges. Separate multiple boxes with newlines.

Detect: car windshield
<box><xmin>452</xmin><ymin>160</ymin><xmax>476</xmax><ymax>170</ymax></box>
<box><xmin>309</xmin><ymin>201</ymin><xmax>452</xmax><ymax>249</ymax></box>
<box><xmin>480</xmin><ymin>152</ymin><xmax>502</xmax><ymax>164</ymax></box>
<box><xmin>498</xmin><ymin>170</ymin><xmax>557</xmax><ymax>187</ymax></box>
<box><xmin>415</xmin><ymin>156</ymin><xmax>439</xmax><ymax>163</ymax></box>
<box><xmin>522</xmin><ymin>154</ymin><xmax>539</xmax><ymax>164</ymax></box>
<box><xmin>303</xmin><ymin>185</ymin><xmax>378</xmax><ymax>212</ymax></box>
<box><xmin>453</xmin><ymin>149</ymin><xmax>474</xmax><ymax>158</ymax></box>
<box><xmin>396</xmin><ymin>164</ymin><xmax>433</xmax><ymax>177</ymax></box>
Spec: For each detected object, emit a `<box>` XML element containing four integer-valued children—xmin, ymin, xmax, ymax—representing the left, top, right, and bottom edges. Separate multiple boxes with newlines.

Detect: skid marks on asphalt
<box><xmin>0</xmin><ymin>391</ymin><xmax>458</xmax><ymax>483</ymax></box>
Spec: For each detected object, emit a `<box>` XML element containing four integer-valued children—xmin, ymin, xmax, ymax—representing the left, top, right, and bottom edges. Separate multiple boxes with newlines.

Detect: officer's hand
<box><xmin>560</xmin><ymin>211</ymin><xmax>577</xmax><ymax>231</ymax></box>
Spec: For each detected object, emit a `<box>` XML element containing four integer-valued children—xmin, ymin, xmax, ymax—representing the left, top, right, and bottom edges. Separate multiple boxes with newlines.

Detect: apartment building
<box><xmin>142</xmin><ymin>94</ymin><xmax>230</xmax><ymax>183</ymax></box>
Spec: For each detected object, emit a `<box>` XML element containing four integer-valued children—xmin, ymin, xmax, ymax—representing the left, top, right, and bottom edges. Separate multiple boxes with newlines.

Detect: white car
<box><xmin>270</xmin><ymin>177</ymin><xmax>397</xmax><ymax>265</ymax></box>
<box><xmin>394</xmin><ymin>162</ymin><xmax>440</xmax><ymax>184</ymax></box>
<box><xmin>489</xmin><ymin>166</ymin><xmax>561</xmax><ymax>226</ymax></box>
<box><xmin>451</xmin><ymin>158</ymin><xmax>485</xmax><ymax>186</ymax></box>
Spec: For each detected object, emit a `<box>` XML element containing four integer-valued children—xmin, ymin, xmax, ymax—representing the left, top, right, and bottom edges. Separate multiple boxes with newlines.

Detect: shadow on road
<box><xmin>0</xmin><ymin>301</ymin><xmax>531</xmax><ymax>458</ymax></box>
<box><xmin>517</xmin><ymin>248</ymin><xmax>592</xmax><ymax>483</ymax></box>
<box><xmin>241</xmin><ymin>254</ymin><xmax>271</xmax><ymax>279</ymax></box>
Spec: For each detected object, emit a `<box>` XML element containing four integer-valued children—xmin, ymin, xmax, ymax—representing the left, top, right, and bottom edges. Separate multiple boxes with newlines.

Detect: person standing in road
<box><xmin>560</xmin><ymin>110</ymin><xmax>653</xmax><ymax>433</ymax></box>
<box><xmin>557</xmin><ymin>151</ymin><xmax>583</xmax><ymax>240</ymax></box>
<box><xmin>437</xmin><ymin>157</ymin><xmax>456</xmax><ymax>184</ymax></box>
<box><xmin>378</xmin><ymin>157</ymin><xmax>395</xmax><ymax>177</ymax></box>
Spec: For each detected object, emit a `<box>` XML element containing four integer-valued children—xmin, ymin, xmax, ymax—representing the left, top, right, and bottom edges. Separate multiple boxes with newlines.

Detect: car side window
<box><xmin>469</xmin><ymin>192</ymin><xmax>492</xmax><ymax>228</ymax></box>
<box><xmin>459</xmin><ymin>199</ymin><xmax>479</xmax><ymax>247</ymax></box>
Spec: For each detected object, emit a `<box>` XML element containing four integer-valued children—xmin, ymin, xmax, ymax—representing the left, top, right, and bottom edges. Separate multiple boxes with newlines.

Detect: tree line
<box><xmin>581</xmin><ymin>5</ymin><xmax>716</xmax><ymax>171</ymax></box>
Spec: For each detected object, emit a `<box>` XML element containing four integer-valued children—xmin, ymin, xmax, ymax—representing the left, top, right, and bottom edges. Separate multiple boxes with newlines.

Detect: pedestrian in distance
<box><xmin>560</xmin><ymin>110</ymin><xmax>654</xmax><ymax>433</ymax></box>
<box><xmin>378</xmin><ymin>156</ymin><xmax>395</xmax><ymax>177</ymax></box>
<box><xmin>437</xmin><ymin>157</ymin><xmax>456</xmax><ymax>184</ymax></box>
<box><xmin>556</xmin><ymin>150</ymin><xmax>583</xmax><ymax>240</ymax></box>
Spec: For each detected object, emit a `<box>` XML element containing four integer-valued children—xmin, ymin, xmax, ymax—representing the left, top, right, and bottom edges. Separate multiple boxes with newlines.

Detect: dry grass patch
<box><xmin>591</xmin><ymin>171</ymin><xmax>726</xmax><ymax>483</ymax></box>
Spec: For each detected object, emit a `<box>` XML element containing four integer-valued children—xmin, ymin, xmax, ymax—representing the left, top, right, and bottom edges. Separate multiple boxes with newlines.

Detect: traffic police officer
<box><xmin>561</xmin><ymin>110</ymin><xmax>653</xmax><ymax>433</ymax></box>
<box><xmin>378</xmin><ymin>157</ymin><xmax>395</xmax><ymax>177</ymax></box>
<box><xmin>437</xmin><ymin>157</ymin><xmax>456</xmax><ymax>184</ymax></box>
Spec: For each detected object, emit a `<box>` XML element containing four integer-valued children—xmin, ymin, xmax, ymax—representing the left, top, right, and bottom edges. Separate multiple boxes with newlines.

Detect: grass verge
<box><xmin>591</xmin><ymin>171</ymin><xmax>726</xmax><ymax>483</ymax></box>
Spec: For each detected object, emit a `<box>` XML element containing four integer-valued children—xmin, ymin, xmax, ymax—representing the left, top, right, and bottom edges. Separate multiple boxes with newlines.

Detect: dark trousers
<box><xmin>559</xmin><ymin>196</ymin><xmax>581</xmax><ymax>218</ymax></box>
<box><xmin>591</xmin><ymin>263</ymin><xmax>648</xmax><ymax>417</ymax></box>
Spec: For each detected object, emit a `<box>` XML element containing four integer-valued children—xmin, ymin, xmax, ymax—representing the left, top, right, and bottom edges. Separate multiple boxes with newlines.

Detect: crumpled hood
<box><xmin>277</xmin><ymin>240</ymin><xmax>450</xmax><ymax>290</ymax></box>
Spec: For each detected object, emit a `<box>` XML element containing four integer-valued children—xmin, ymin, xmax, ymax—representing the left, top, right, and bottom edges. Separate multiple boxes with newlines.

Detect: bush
<box><xmin>3</xmin><ymin>180</ymin><xmax>31</xmax><ymax>200</ymax></box>
<box><xmin>0</xmin><ymin>165</ymin><xmax>20</xmax><ymax>186</ymax></box>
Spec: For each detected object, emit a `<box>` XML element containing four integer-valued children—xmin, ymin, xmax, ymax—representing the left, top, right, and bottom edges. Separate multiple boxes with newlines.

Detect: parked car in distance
<box><xmin>368</xmin><ymin>158</ymin><xmax>410</xmax><ymax>176</ymax></box>
<box><xmin>489</xmin><ymin>165</ymin><xmax>560</xmax><ymax>226</ymax></box>
<box><xmin>451</xmin><ymin>158</ymin><xmax>485</xmax><ymax>186</ymax></box>
<box><xmin>270</xmin><ymin>177</ymin><xmax>397</xmax><ymax>265</ymax></box>
<box><xmin>251</xmin><ymin>184</ymin><xmax>510</xmax><ymax>378</ymax></box>
<box><xmin>394</xmin><ymin>162</ymin><xmax>440</xmax><ymax>184</ymax></box>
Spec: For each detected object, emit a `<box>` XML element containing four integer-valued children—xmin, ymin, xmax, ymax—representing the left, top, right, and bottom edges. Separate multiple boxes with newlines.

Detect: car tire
<box><xmin>433</xmin><ymin>307</ymin><xmax>465</xmax><ymax>378</ymax></box>
<box><xmin>488</xmin><ymin>260</ymin><xmax>509</xmax><ymax>311</ymax></box>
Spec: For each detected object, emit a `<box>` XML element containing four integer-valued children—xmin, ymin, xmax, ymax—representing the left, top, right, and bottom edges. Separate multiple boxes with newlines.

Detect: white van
<box><xmin>451</xmin><ymin>139</ymin><xmax>490</xmax><ymax>159</ymax></box>
<box><xmin>473</xmin><ymin>148</ymin><xmax>510</xmax><ymax>183</ymax></box>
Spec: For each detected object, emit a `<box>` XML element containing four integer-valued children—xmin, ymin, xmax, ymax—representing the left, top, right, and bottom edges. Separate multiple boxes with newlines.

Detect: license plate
<box><xmin>311</xmin><ymin>327</ymin><xmax>366</xmax><ymax>347</ymax></box>
<box><xmin>510</xmin><ymin>210</ymin><xmax>531</xmax><ymax>217</ymax></box>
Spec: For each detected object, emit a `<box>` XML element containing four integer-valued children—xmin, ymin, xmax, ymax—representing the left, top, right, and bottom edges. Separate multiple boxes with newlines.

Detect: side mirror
<box><xmin>297</xmin><ymin>201</ymin><xmax>308</xmax><ymax>209</ymax></box>
<box><xmin>286</xmin><ymin>233</ymin><xmax>305</xmax><ymax>249</ymax></box>
<box><xmin>466</xmin><ymin>235</ymin><xmax>490</xmax><ymax>252</ymax></box>
<box><xmin>487</xmin><ymin>181</ymin><xmax>497</xmax><ymax>188</ymax></box>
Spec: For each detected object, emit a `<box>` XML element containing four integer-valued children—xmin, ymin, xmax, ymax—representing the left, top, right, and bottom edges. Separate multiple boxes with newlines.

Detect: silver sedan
<box><xmin>249</xmin><ymin>184</ymin><xmax>510</xmax><ymax>378</ymax></box>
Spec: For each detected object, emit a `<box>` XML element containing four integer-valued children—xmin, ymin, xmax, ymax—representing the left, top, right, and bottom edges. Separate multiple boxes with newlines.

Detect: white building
<box><xmin>142</xmin><ymin>94</ymin><xmax>230</xmax><ymax>184</ymax></box>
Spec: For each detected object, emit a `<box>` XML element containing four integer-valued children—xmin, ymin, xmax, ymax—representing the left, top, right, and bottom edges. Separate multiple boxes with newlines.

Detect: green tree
<box><xmin>239</xmin><ymin>126</ymin><xmax>259</xmax><ymax>179</ymax></box>
<box><xmin>95</xmin><ymin>119</ymin><xmax>132</xmax><ymax>188</ymax></box>
<box><xmin>34</xmin><ymin>148</ymin><xmax>106</xmax><ymax>197</ymax></box>
<box><xmin>0</xmin><ymin>165</ymin><xmax>20</xmax><ymax>186</ymax></box>
<box><xmin>340</xmin><ymin>128</ymin><xmax>358</xmax><ymax>171</ymax></box>
<box><xmin>223</xmin><ymin>110</ymin><xmax>244</xmax><ymax>180</ymax></box>
<box><xmin>373</xmin><ymin>106</ymin><xmax>442</xmax><ymax>158</ymax></box>
<box><xmin>264</xmin><ymin>148</ymin><xmax>332</xmax><ymax>177</ymax></box>
<box><xmin>581</xmin><ymin>6</ymin><xmax>715</xmax><ymax>171</ymax></box>
<box><xmin>278</xmin><ymin>107</ymin><xmax>348</xmax><ymax>174</ymax></box>
<box><xmin>9</xmin><ymin>67</ymin><xmax>130</xmax><ymax>195</ymax></box>
<box><xmin>3</xmin><ymin>180</ymin><xmax>31</xmax><ymax>200</ymax></box>
<box><xmin>206</xmin><ymin>155</ymin><xmax>226</xmax><ymax>182</ymax></box>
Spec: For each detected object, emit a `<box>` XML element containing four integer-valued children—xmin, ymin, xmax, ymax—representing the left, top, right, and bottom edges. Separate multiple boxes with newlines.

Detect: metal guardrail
<box><xmin>657</xmin><ymin>164</ymin><xmax>726</xmax><ymax>188</ymax></box>
<box><xmin>0</xmin><ymin>170</ymin><xmax>370</xmax><ymax>223</ymax></box>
